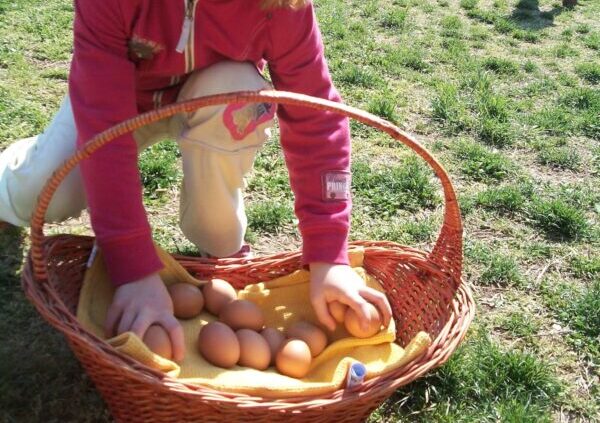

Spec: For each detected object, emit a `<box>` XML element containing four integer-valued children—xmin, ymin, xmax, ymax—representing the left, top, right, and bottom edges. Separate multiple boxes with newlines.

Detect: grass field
<box><xmin>1</xmin><ymin>0</ymin><xmax>599</xmax><ymax>421</ymax></box>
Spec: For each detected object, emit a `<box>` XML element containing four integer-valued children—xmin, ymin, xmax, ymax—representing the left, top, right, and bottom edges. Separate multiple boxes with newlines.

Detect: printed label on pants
<box><xmin>322</xmin><ymin>171</ymin><xmax>351</xmax><ymax>201</ymax></box>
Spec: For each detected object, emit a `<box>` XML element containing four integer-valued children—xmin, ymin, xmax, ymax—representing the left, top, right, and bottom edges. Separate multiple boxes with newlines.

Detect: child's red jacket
<box><xmin>69</xmin><ymin>0</ymin><xmax>351</xmax><ymax>284</ymax></box>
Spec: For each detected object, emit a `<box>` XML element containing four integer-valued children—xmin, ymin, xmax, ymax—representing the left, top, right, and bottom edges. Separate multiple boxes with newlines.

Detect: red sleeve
<box><xmin>266</xmin><ymin>3</ymin><xmax>351</xmax><ymax>265</ymax></box>
<box><xmin>69</xmin><ymin>0</ymin><xmax>162</xmax><ymax>285</ymax></box>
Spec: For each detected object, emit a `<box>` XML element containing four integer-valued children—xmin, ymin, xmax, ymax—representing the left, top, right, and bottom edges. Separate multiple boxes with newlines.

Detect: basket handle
<box><xmin>30</xmin><ymin>90</ymin><xmax>463</xmax><ymax>282</ymax></box>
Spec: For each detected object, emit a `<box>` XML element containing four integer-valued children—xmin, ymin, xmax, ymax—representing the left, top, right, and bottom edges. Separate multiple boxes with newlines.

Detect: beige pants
<box><xmin>0</xmin><ymin>61</ymin><xmax>275</xmax><ymax>257</ymax></box>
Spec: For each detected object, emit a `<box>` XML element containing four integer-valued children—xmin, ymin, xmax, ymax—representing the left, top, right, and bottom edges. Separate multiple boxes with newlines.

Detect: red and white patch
<box><xmin>322</xmin><ymin>171</ymin><xmax>351</xmax><ymax>201</ymax></box>
<box><xmin>223</xmin><ymin>102</ymin><xmax>276</xmax><ymax>141</ymax></box>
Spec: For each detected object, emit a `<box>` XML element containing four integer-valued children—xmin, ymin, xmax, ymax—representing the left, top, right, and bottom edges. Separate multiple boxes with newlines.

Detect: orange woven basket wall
<box><xmin>21</xmin><ymin>91</ymin><xmax>475</xmax><ymax>423</ymax></box>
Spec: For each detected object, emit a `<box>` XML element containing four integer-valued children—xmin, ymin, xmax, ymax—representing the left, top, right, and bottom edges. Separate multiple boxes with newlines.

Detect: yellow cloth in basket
<box><xmin>77</xmin><ymin>245</ymin><xmax>431</xmax><ymax>398</ymax></box>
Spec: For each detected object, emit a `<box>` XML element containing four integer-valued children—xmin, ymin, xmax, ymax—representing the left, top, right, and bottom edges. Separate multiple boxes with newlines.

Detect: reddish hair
<box><xmin>261</xmin><ymin>0</ymin><xmax>309</xmax><ymax>9</ymax></box>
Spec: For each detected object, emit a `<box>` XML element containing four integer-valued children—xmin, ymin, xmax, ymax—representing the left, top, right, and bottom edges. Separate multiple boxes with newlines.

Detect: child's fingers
<box><xmin>340</xmin><ymin>293</ymin><xmax>372</xmax><ymax>332</ymax></box>
<box><xmin>104</xmin><ymin>304</ymin><xmax>123</xmax><ymax>338</ymax></box>
<box><xmin>358</xmin><ymin>288</ymin><xmax>392</xmax><ymax>326</ymax></box>
<box><xmin>161</xmin><ymin>315</ymin><xmax>186</xmax><ymax>362</ymax></box>
<box><xmin>311</xmin><ymin>297</ymin><xmax>336</xmax><ymax>332</ymax></box>
<box><xmin>129</xmin><ymin>311</ymin><xmax>153</xmax><ymax>340</ymax></box>
<box><xmin>116</xmin><ymin>310</ymin><xmax>137</xmax><ymax>336</ymax></box>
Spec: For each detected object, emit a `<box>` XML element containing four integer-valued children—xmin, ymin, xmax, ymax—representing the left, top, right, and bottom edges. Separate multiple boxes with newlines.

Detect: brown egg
<box><xmin>328</xmin><ymin>300</ymin><xmax>348</xmax><ymax>323</ymax></box>
<box><xmin>275</xmin><ymin>339</ymin><xmax>312</xmax><ymax>379</ymax></box>
<box><xmin>261</xmin><ymin>328</ymin><xmax>285</xmax><ymax>365</ymax></box>
<box><xmin>197</xmin><ymin>321</ymin><xmax>240</xmax><ymax>368</ymax></box>
<box><xmin>202</xmin><ymin>278</ymin><xmax>237</xmax><ymax>315</ymax></box>
<box><xmin>143</xmin><ymin>325</ymin><xmax>172</xmax><ymax>360</ymax></box>
<box><xmin>219</xmin><ymin>299</ymin><xmax>264</xmax><ymax>331</ymax></box>
<box><xmin>167</xmin><ymin>283</ymin><xmax>204</xmax><ymax>319</ymax></box>
<box><xmin>236</xmin><ymin>329</ymin><xmax>271</xmax><ymax>370</ymax></box>
<box><xmin>287</xmin><ymin>321</ymin><xmax>328</xmax><ymax>357</ymax></box>
<box><xmin>344</xmin><ymin>303</ymin><xmax>382</xmax><ymax>338</ymax></box>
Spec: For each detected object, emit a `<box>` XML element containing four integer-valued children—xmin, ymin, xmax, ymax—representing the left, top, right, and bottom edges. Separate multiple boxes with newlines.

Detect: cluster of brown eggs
<box><xmin>142</xmin><ymin>280</ymin><xmax>384</xmax><ymax>379</ymax></box>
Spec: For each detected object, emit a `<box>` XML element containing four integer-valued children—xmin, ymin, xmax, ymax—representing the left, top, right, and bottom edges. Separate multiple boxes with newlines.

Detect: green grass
<box><xmin>393</xmin><ymin>46</ymin><xmax>430</xmax><ymax>72</ymax></box>
<box><xmin>368</xmin><ymin>217</ymin><xmax>437</xmax><ymax>245</ymax></box>
<box><xmin>553</xmin><ymin>43</ymin><xmax>579</xmax><ymax>58</ymax></box>
<box><xmin>475</xmin><ymin>91</ymin><xmax>511</xmax><ymax>122</ymax></box>
<box><xmin>481</xmin><ymin>56</ymin><xmax>520</xmax><ymax>75</ymax></box>
<box><xmin>467</xmin><ymin>242</ymin><xmax>525</xmax><ymax>286</ymax></box>
<box><xmin>367</xmin><ymin>92</ymin><xmax>400</xmax><ymax>123</ymax></box>
<box><xmin>499</xmin><ymin>312</ymin><xmax>541</xmax><ymax>337</ymax></box>
<box><xmin>337</xmin><ymin>64</ymin><xmax>381</xmax><ymax>88</ymax></box>
<box><xmin>2</xmin><ymin>0</ymin><xmax>600</xmax><ymax>420</ymax></box>
<box><xmin>531</xmin><ymin>106</ymin><xmax>574</xmax><ymax>136</ymax></box>
<box><xmin>463</xmin><ymin>181</ymin><xmax>596</xmax><ymax>242</ymax></box>
<box><xmin>352</xmin><ymin>157</ymin><xmax>439</xmax><ymax>217</ymax></box>
<box><xmin>524</xmin><ymin>77</ymin><xmax>559</xmax><ymax>96</ymax></box>
<box><xmin>523</xmin><ymin>59</ymin><xmax>538</xmax><ymax>73</ymax></box>
<box><xmin>246</xmin><ymin>138</ymin><xmax>292</xmax><ymax>198</ymax></box>
<box><xmin>553</xmin><ymin>182</ymin><xmax>600</xmax><ymax>211</ymax></box>
<box><xmin>528</xmin><ymin>197</ymin><xmax>589</xmax><ymax>240</ymax></box>
<box><xmin>441</xmin><ymin>38</ymin><xmax>470</xmax><ymax>62</ymax></box>
<box><xmin>460</xmin><ymin>0</ymin><xmax>479</xmax><ymax>10</ymax></box>
<box><xmin>569</xmin><ymin>255</ymin><xmax>600</xmax><ymax>280</ymax></box>
<box><xmin>477</xmin><ymin>118</ymin><xmax>515</xmax><ymax>147</ymax></box>
<box><xmin>474</xmin><ymin>88</ymin><xmax>515</xmax><ymax>146</ymax></box>
<box><xmin>541</xmin><ymin>278</ymin><xmax>600</xmax><ymax>361</ymax></box>
<box><xmin>584</xmin><ymin>32</ymin><xmax>600</xmax><ymax>50</ymax></box>
<box><xmin>575</xmin><ymin>24</ymin><xmax>591</xmax><ymax>34</ymax></box>
<box><xmin>374</xmin><ymin>328</ymin><xmax>562</xmax><ymax>421</ymax></box>
<box><xmin>594</xmin><ymin>145</ymin><xmax>600</xmax><ymax>174</ymax></box>
<box><xmin>452</xmin><ymin>139</ymin><xmax>516</xmax><ymax>181</ymax></box>
<box><xmin>470</xmin><ymin>184</ymin><xmax>530</xmax><ymax>214</ymax></box>
<box><xmin>431</xmin><ymin>70</ymin><xmax>519</xmax><ymax>147</ymax></box>
<box><xmin>560</xmin><ymin>86</ymin><xmax>600</xmax><ymax>110</ymax></box>
<box><xmin>370</xmin><ymin>44</ymin><xmax>431</xmax><ymax>76</ymax></box>
<box><xmin>431</xmin><ymin>82</ymin><xmax>472</xmax><ymax>132</ymax></box>
<box><xmin>562</xmin><ymin>28</ymin><xmax>574</xmax><ymax>39</ymax></box>
<box><xmin>440</xmin><ymin>15</ymin><xmax>464</xmax><ymax>38</ymax></box>
<box><xmin>575</xmin><ymin>62</ymin><xmax>600</xmax><ymax>84</ymax></box>
<box><xmin>569</xmin><ymin>281</ymin><xmax>600</xmax><ymax>340</ymax></box>
<box><xmin>0</xmin><ymin>87</ymin><xmax>49</xmax><ymax>140</ymax></box>
<box><xmin>470</xmin><ymin>24</ymin><xmax>491</xmax><ymax>41</ymax></box>
<box><xmin>246</xmin><ymin>201</ymin><xmax>294</xmax><ymax>234</ymax></box>
<box><xmin>480</xmin><ymin>253</ymin><xmax>524</xmax><ymax>286</ymax></box>
<box><xmin>466</xmin><ymin>7</ymin><xmax>541</xmax><ymax>43</ymax></box>
<box><xmin>138</xmin><ymin>142</ymin><xmax>181</xmax><ymax>199</ymax></box>
<box><xmin>532</xmin><ymin>86</ymin><xmax>600</xmax><ymax>140</ymax></box>
<box><xmin>537</xmin><ymin>145</ymin><xmax>582</xmax><ymax>170</ymax></box>
<box><xmin>381</xmin><ymin>8</ymin><xmax>408</xmax><ymax>30</ymax></box>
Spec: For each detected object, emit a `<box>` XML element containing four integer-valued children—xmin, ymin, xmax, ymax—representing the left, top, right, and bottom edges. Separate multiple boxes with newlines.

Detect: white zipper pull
<box><xmin>176</xmin><ymin>15</ymin><xmax>192</xmax><ymax>53</ymax></box>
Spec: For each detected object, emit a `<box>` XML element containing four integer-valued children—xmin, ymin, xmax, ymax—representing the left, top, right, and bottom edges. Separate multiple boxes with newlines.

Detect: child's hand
<box><xmin>104</xmin><ymin>273</ymin><xmax>185</xmax><ymax>361</ymax></box>
<box><xmin>309</xmin><ymin>263</ymin><xmax>392</xmax><ymax>332</ymax></box>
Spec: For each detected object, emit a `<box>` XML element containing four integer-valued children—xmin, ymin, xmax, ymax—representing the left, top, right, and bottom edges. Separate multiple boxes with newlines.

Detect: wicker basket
<box><xmin>21</xmin><ymin>91</ymin><xmax>474</xmax><ymax>422</ymax></box>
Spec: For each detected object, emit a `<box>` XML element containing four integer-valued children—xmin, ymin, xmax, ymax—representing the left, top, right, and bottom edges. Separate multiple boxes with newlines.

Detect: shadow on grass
<box><xmin>0</xmin><ymin>225</ymin><xmax>111</xmax><ymax>422</ymax></box>
<box><xmin>509</xmin><ymin>0</ymin><xmax>563</xmax><ymax>30</ymax></box>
